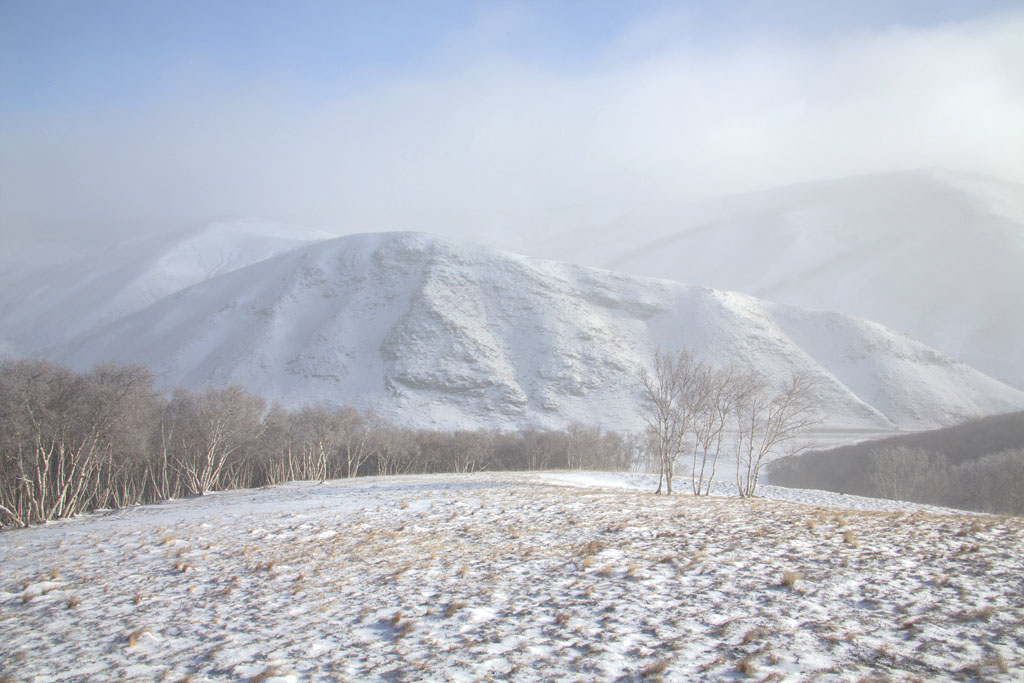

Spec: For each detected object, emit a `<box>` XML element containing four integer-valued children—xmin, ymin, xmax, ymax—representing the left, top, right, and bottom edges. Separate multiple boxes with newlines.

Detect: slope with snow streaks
<box><xmin>536</xmin><ymin>170</ymin><xmax>1024</xmax><ymax>389</ymax></box>
<box><xmin>51</xmin><ymin>232</ymin><xmax>1024</xmax><ymax>432</ymax></box>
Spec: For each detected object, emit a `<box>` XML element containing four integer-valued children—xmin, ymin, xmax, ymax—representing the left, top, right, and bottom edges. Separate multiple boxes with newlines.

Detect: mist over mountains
<box><xmin>4</xmin><ymin>216</ymin><xmax>1022</xmax><ymax>433</ymax></box>
<box><xmin>2</xmin><ymin>171</ymin><xmax>1023</xmax><ymax>435</ymax></box>
<box><xmin>508</xmin><ymin>170</ymin><xmax>1024</xmax><ymax>390</ymax></box>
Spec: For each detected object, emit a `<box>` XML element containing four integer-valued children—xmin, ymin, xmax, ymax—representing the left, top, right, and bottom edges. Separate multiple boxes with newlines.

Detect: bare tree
<box><xmin>520</xmin><ymin>429</ymin><xmax>564</xmax><ymax>471</ymax></box>
<box><xmin>334</xmin><ymin>407</ymin><xmax>373</xmax><ymax>478</ymax></box>
<box><xmin>868</xmin><ymin>446</ymin><xmax>930</xmax><ymax>501</ymax></box>
<box><xmin>168</xmin><ymin>386</ymin><xmax>266</xmax><ymax>496</ymax></box>
<box><xmin>951</xmin><ymin>448</ymin><xmax>1024</xmax><ymax>515</ymax></box>
<box><xmin>442</xmin><ymin>431</ymin><xmax>493</xmax><ymax>473</ymax></box>
<box><xmin>369</xmin><ymin>420</ymin><xmax>417</xmax><ymax>476</ymax></box>
<box><xmin>0</xmin><ymin>359</ymin><xmax>157</xmax><ymax>525</ymax></box>
<box><xmin>734</xmin><ymin>370</ymin><xmax>819</xmax><ymax>497</ymax></box>
<box><xmin>0</xmin><ymin>358</ymin><xmax>81</xmax><ymax>526</ymax></box>
<box><xmin>566</xmin><ymin>422</ymin><xmax>589</xmax><ymax>470</ymax></box>
<box><xmin>638</xmin><ymin>348</ymin><xmax>706</xmax><ymax>495</ymax></box>
<box><xmin>252</xmin><ymin>403</ymin><xmax>294</xmax><ymax>486</ymax></box>
<box><xmin>293</xmin><ymin>404</ymin><xmax>344</xmax><ymax>483</ymax></box>
<box><xmin>867</xmin><ymin>445</ymin><xmax>952</xmax><ymax>504</ymax></box>
<box><xmin>690</xmin><ymin>364</ymin><xmax>739</xmax><ymax>495</ymax></box>
<box><xmin>81</xmin><ymin>363</ymin><xmax>159</xmax><ymax>511</ymax></box>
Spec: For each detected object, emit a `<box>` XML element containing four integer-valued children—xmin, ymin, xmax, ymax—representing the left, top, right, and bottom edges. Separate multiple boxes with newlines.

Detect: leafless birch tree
<box><xmin>638</xmin><ymin>348</ymin><xmax>706</xmax><ymax>494</ymax></box>
<box><xmin>734</xmin><ymin>370</ymin><xmax>819</xmax><ymax>497</ymax></box>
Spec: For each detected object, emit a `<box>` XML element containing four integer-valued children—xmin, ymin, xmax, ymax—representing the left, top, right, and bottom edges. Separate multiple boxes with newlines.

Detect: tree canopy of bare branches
<box><xmin>0</xmin><ymin>359</ymin><xmax>636</xmax><ymax>528</ymax></box>
<box><xmin>638</xmin><ymin>349</ymin><xmax>819</xmax><ymax>496</ymax></box>
<box><xmin>733</xmin><ymin>370</ymin><xmax>819</xmax><ymax>497</ymax></box>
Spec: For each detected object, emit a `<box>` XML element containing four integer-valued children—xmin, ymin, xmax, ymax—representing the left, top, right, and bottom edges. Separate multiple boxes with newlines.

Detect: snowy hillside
<box><xmin>49</xmin><ymin>231</ymin><xmax>1024</xmax><ymax>432</ymax></box>
<box><xmin>0</xmin><ymin>218</ymin><xmax>330</xmax><ymax>357</ymax></box>
<box><xmin>3</xmin><ymin>472</ymin><xmax>1022</xmax><ymax>681</ymax></box>
<box><xmin>528</xmin><ymin>170</ymin><xmax>1024</xmax><ymax>390</ymax></box>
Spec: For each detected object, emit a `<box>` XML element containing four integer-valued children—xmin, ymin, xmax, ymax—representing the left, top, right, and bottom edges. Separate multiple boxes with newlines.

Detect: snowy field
<box><xmin>2</xmin><ymin>472</ymin><xmax>1022</xmax><ymax>681</ymax></box>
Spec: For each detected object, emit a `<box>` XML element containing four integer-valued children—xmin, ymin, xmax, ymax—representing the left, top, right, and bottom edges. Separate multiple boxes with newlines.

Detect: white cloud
<box><xmin>2</xmin><ymin>10</ymin><xmax>1022</xmax><ymax>244</ymax></box>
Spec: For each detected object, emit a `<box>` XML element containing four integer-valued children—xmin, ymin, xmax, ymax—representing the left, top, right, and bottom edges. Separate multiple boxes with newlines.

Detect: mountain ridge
<box><xmin>531</xmin><ymin>170</ymin><xmax>1024</xmax><ymax>388</ymax></box>
<box><xmin>48</xmin><ymin>231</ymin><xmax>1024</xmax><ymax>433</ymax></box>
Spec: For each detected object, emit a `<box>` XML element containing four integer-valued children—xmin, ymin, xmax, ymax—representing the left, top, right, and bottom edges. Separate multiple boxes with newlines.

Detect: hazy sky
<box><xmin>2</xmin><ymin>0</ymin><xmax>1023</xmax><ymax>241</ymax></box>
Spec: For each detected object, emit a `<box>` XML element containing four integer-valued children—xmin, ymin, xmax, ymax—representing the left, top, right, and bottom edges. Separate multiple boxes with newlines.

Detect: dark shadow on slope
<box><xmin>766</xmin><ymin>411</ymin><xmax>1024</xmax><ymax>515</ymax></box>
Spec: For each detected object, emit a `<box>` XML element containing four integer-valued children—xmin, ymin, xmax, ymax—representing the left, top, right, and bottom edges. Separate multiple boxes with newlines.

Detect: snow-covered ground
<box><xmin>2</xmin><ymin>472</ymin><xmax>1021</xmax><ymax>681</ymax></box>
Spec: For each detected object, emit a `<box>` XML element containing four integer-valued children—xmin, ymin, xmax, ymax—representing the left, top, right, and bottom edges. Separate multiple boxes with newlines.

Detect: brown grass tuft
<box><xmin>736</xmin><ymin>655</ymin><xmax>758</xmax><ymax>677</ymax></box>
<box><xmin>249</xmin><ymin>666</ymin><xmax>286</xmax><ymax>683</ymax></box>
<box><xmin>779</xmin><ymin>571</ymin><xmax>803</xmax><ymax>589</ymax></box>
<box><xmin>577</xmin><ymin>540</ymin><xmax>606</xmax><ymax>558</ymax></box>
<box><xmin>127</xmin><ymin>627</ymin><xmax>151</xmax><ymax>647</ymax></box>
<box><xmin>742</xmin><ymin>627</ymin><xmax>767</xmax><ymax>644</ymax></box>
<box><xmin>444</xmin><ymin>601</ymin><xmax>467</xmax><ymax>618</ymax></box>
<box><xmin>956</xmin><ymin>606</ymin><xmax>996</xmax><ymax>622</ymax></box>
<box><xmin>640</xmin><ymin>657</ymin><xmax>671</xmax><ymax>679</ymax></box>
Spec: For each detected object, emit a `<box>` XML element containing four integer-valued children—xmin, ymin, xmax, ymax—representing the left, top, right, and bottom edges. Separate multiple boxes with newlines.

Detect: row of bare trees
<box><xmin>868</xmin><ymin>445</ymin><xmax>1024</xmax><ymax>514</ymax></box>
<box><xmin>0</xmin><ymin>358</ymin><xmax>636</xmax><ymax>528</ymax></box>
<box><xmin>638</xmin><ymin>348</ymin><xmax>818</xmax><ymax>496</ymax></box>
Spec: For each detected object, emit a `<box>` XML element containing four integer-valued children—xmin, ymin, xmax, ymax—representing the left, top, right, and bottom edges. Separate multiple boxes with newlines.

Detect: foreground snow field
<box><xmin>1</xmin><ymin>473</ymin><xmax>1021</xmax><ymax>681</ymax></box>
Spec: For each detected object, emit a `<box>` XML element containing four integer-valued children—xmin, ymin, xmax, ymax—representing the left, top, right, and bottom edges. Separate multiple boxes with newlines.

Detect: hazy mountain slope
<box><xmin>767</xmin><ymin>411</ymin><xmax>1024</xmax><ymax>514</ymax></box>
<box><xmin>0</xmin><ymin>218</ymin><xmax>330</xmax><ymax>357</ymax></box>
<box><xmin>51</xmin><ymin>232</ymin><xmax>1024</xmax><ymax>432</ymax></box>
<box><xmin>530</xmin><ymin>170</ymin><xmax>1024</xmax><ymax>389</ymax></box>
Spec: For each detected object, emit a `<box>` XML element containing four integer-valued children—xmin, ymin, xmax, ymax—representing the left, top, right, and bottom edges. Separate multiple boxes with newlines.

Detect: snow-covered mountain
<box><xmin>0</xmin><ymin>218</ymin><xmax>331</xmax><ymax>358</ymax></box>
<box><xmin>45</xmin><ymin>231</ymin><xmax>1024</xmax><ymax>432</ymax></box>
<box><xmin>524</xmin><ymin>170</ymin><xmax>1024</xmax><ymax>390</ymax></box>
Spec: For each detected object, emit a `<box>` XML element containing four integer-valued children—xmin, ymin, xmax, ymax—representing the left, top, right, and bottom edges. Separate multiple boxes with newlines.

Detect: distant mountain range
<box><xmin>521</xmin><ymin>170</ymin><xmax>1024</xmax><ymax>390</ymax></box>
<box><xmin>3</xmin><ymin>170</ymin><xmax>1022</xmax><ymax>433</ymax></box>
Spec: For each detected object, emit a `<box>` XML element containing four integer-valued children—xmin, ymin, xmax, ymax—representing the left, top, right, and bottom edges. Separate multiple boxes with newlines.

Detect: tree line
<box><xmin>0</xmin><ymin>358</ymin><xmax>637</xmax><ymax>528</ymax></box>
<box><xmin>828</xmin><ymin>444</ymin><xmax>1020</xmax><ymax>515</ymax></box>
<box><xmin>768</xmin><ymin>410</ymin><xmax>1024</xmax><ymax>515</ymax></box>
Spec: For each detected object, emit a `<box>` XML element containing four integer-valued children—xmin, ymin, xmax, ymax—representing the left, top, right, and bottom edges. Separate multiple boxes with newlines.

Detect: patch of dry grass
<box><xmin>127</xmin><ymin>627</ymin><xmax>151</xmax><ymax>647</ymax></box>
<box><xmin>444</xmin><ymin>601</ymin><xmax>467</xmax><ymax>618</ymax></box>
<box><xmin>640</xmin><ymin>657</ymin><xmax>671</xmax><ymax>679</ymax></box>
<box><xmin>736</xmin><ymin>655</ymin><xmax>758</xmax><ymax>677</ymax></box>
<box><xmin>779</xmin><ymin>571</ymin><xmax>803</xmax><ymax>589</ymax></box>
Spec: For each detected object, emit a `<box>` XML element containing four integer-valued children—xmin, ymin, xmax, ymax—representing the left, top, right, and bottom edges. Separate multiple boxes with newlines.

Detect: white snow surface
<box><xmin>3</xmin><ymin>472</ymin><xmax>1021</xmax><ymax>682</ymax></box>
<box><xmin>38</xmin><ymin>230</ymin><xmax>1024</xmax><ymax>433</ymax></box>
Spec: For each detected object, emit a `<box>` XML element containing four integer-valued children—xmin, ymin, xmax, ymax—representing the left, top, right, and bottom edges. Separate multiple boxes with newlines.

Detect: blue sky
<box><xmin>4</xmin><ymin>1</ymin><xmax>1019</xmax><ymax>113</ymax></box>
<box><xmin>2</xmin><ymin>1</ymin><xmax>1023</xmax><ymax>238</ymax></box>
